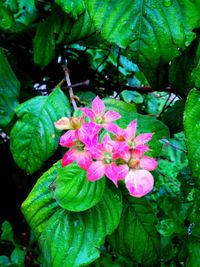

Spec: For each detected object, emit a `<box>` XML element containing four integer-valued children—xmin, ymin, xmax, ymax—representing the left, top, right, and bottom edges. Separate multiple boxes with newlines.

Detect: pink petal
<box><xmin>105</xmin><ymin>163</ymin><xmax>129</xmax><ymax>186</ymax></box>
<box><xmin>92</xmin><ymin>96</ymin><xmax>105</xmax><ymax>116</ymax></box>
<box><xmin>77</xmin><ymin>151</ymin><xmax>92</xmax><ymax>170</ymax></box>
<box><xmin>62</xmin><ymin>149</ymin><xmax>77</xmax><ymax>167</ymax></box>
<box><xmin>125</xmin><ymin>120</ymin><xmax>137</xmax><ymax>139</ymax></box>
<box><xmin>79</xmin><ymin>108</ymin><xmax>95</xmax><ymax>121</ymax></box>
<box><xmin>77</xmin><ymin>122</ymin><xmax>101</xmax><ymax>147</ymax></box>
<box><xmin>104</xmin><ymin>110</ymin><xmax>121</xmax><ymax>123</ymax></box>
<box><xmin>105</xmin><ymin>123</ymin><xmax>125</xmax><ymax>140</ymax></box>
<box><xmin>140</xmin><ymin>156</ymin><xmax>158</xmax><ymax>171</ymax></box>
<box><xmin>125</xmin><ymin>169</ymin><xmax>154</xmax><ymax>197</ymax></box>
<box><xmin>60</xmin><ymin>130</ymin><xmax>76</xmax><ymax>147</ymax></box>
<box><xmin>135</xmin><ymin>133</ymin><xmax>153</xmax><ymax>144</ymax></box>
<box><xmin>131</xmin><ymin>145</ymin><xmax>149</xmax><ymax>158</ymax></box>
<box><xmin>112</xmin><ymin>141</ymin><xmax>130</xmax><ymax>159</ymax></box>
<box><xmin>87</xmin><ymin>161</ymin><xmax>105</xmax><ymax>181</ymax></box>
<box><xmin>54</xmin><ymin>117</ymin><xmax>70</xmax><ymax>130</ymax></box>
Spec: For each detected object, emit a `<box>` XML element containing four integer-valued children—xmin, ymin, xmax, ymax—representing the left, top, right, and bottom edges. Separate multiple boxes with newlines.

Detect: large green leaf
<box><xmin>183</xmin><ymin>89</ymin><xmax>200</xmax><ymax>183</ymax></box>
<box><xmin>54</xmin><ymin>162</ymin><xmax>105</xmax><ymax>212</ymax></box>
<box><xmin>103</xmin><ymin>98</ymin><xmax>169</xmax><ymax>157</ymax></box>
<box><xmin>186</xmin><ymin>240</ymin><xmax>200</xmax><ymax>267</ymax></box>
<box><xmin>21</xmin><ymin>161</ymin><xmax>122</xmax><ymax>267</ymax></box>
<box><xmin>110</xmin><ymin>196</ymin><xmax>160</xmax><ymax>266</ymax></box>
<box><xmin>0</xmin><ymin>48</ymin><xmax>20</xmax><ymax>127</ymax></box>
<box><xmin>10</xmin><ymin>87</ymin><xmax>71</xmax><ymax>174</ymax></box>
<box><xmin>85</xmin><ymin>0</ymin><xmax>200</xmax><ymax>87</ymax></box>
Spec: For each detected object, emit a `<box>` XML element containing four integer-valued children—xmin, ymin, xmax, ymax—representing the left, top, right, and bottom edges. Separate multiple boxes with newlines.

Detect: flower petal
<box><xmin>125</xmin><ymin>119</ymin><xmax>137</xmax><ymax>139</ymax></box>
<box><xmin>54</xmin><ymin>117</ymin><xmax>70</xmax><ymax>130</ymax></box>
<box><xmin>79</xmin><ymin>107</ymin><xmax>95</xmax><ymax>120</ymax></box>
<box><xmin>78</xmin><ymin>122</ymin><xmax>101</xmax><ymax>147</ymax></box>
<box><xmin>105</xmin><ymin>163</ymin><xmax>129</xmax><ymax>186</ymax></box>
<box><xmin>77</xmin><ymin>151</ymin><xmax>92</xmax><ymax>170</ymax></box>
<box><xmin>125</xmin><ymin>169</ymin><xmax>154</xmax><ymax>198</ymax></box>
<box><xmin>140</xmin><ymin>156</ymin><xmax>158</xmax><ymax>171</ymax></box>
<box><xmin>92</xmin><ymin>96</ymin><xmax>105</xmax><ymax>116</ymax></box>
<box><xmin>104</xmin><ymin>110</ymin><xmax>121</xmax><ymax>123</ymax></box>
<box><xmin>60</xmin><ymin>130</ymin><xmax>76</xmax><ymax>147</ymax></box>
<box><xmin>87</xmin><ymin>161</ymin><xmax>105</xmax><ymax>181</ymax></box>
<box><xmin>62</xmin><ymin>149</ymin><xmax>77</xmax><ymax>167</ymax></box>
<box><xmin>135</xmin><ymin>133</ymin><xmax>153</xmax><ymax>144</ymax></box>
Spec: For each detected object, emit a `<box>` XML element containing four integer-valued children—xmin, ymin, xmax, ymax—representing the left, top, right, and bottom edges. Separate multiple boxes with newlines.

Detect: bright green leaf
<box><xmin>21</xmin><ymin>160</ymin><xmax>122</xmax><ymax>267</ymax></box>
<box><xmin>0</xmin><ymin>256</ymin><xmax>11</xmax><ymax>266</ymax></box>
<box><xmin>0</xmin><ymin>5</ymin><xmax>14</xmax><ymax>30</ymax></box>
<box><xmin>110</xmin><ymin>197</ymin><xmax>160</xmax><ymax>266</ymax></box>
<box><xmin>55</xmin><ymin>0</ymin><xmax>85</xmax><ymax>20</ymax></box>
<box><xmin>0</xmin><ymin>221</ymin><xmax>15</xmax><ymax>244</ymax></box>
<box><xmin>85</xmin><ymin>0</ymin><xmax>200</xmax><ymax>87</ymax></box>
<box><xmin>10</xmin><ymin>87</ymin><xmax>71</xmax><ymax>174</ymax></box>
<box><xmin>120</xmin><ymin>90</ymin><xmax>143</xmax><ymax>104</ymax></box>
<box><xmin>0</xmin><ymin>48</ymin><xmax>20</xmax><ymax>127</ymax></box>
<box><xmin>10</xmin><ymin>247</ymin><xmax>26</xmax><ymax>266</ymax></box>
<box><xmin>54</xmin><ymin>162</ymin><xmax>105</xmax><ymax>212</ymax></box>
<box><xmin>183</xmin><ymin>89</ymin><xmax>200</xmax><ymax>183</ymax></box>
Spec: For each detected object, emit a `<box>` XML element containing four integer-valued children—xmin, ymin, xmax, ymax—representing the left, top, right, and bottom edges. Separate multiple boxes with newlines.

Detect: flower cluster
<box><xmin>55</xmin><ymin>96</ymin><xmax>158</xmax><ymax>198</ymax></box>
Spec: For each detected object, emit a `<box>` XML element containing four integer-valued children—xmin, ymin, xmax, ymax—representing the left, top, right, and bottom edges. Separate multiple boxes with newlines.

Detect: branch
<box><xmin>62</xmin><ymin>64</ymin><xmax>78</xmax><ymax>110</ymax></box>
<box><xmin>160</xmin><ymin>139</ymin><xmax>187</xmax><ymax>153</ymax></box>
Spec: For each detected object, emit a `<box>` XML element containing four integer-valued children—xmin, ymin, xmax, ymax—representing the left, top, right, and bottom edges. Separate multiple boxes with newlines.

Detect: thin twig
<box><xmin>63</xmin><ymin>64</ymin><xmax>77</xmax><ymax>110</ymax></box>
<box><xmin>160</xmin><ymin>139</ymin><xmax>187</xmax><ymax>153</ymax></box>
<box><xmin>62</xmin><ymin>80</ymin><xmax>90</xmax><ymax>89</ymax></box>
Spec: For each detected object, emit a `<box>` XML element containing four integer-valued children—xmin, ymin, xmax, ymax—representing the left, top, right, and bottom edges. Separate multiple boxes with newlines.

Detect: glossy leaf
<box><xmin>0</xmin><ymin>221</ymin><xmax>14</xmax><ymax>244</ymax></box>
<box><xmin>54</xmin><ymin>162</ymin><xmax>105</xmax><ymax>212</ymax></box>
<box><xmin>10</xmin><ymin>87</ymin><xmax>71</xmax><ymax>174</ymax></box>
<box><xmin>55</xmin><ymin>0</ymin><xmax>85</xmax><ymax>20</ymax></box>
<box><xmin>0</xmin><ymin>48</ymin><xmax>20</xmax><ymax>127</ymax></box>
<box><xmin>186</xmin><ymin>241</ymin><xmax>200</xmax><ymax>267</ymax></box>
<box><xmin>21</xmin><ymin>161</ymin><xmax>122</xmax><ymax>267</ymax></box>
<box><xmin>85</xmin><ymin>0</ymin><xmax>200</xmax><ymax>87</ymax></box>
<box><xmin>110</xmin><ymin>197</ymin><xmax>160</xmax><ymax>266</ymax></box>
<box><xmin>183</xmin><ymin>89</ymin><xmax>200</xmax><ymax>183</ymax></box>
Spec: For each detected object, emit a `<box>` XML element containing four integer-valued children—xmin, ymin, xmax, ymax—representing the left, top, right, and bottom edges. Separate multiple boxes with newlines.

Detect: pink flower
<box><xmin>62</xmin><ymin>148</ymin><xmax>92</xmax><ymax>170</ymax></box>
<box><xmin>87</xmin><ymin>133</ymin><xmax>129</xmax><ymax>185</ymax></box>
<box><xmin>106</xmin><ymin>119</ymin><xmax>153</xmax><ymax>150</ymax></box>
<box><xmin>125</xmin><ymin>169</ymin><xmax>154</xmax><ymax>197</ymax></box>
<box><xmin>80</xmin><ymin>96</ymin><xmax>121</xmax><ymax>126</ymax></box>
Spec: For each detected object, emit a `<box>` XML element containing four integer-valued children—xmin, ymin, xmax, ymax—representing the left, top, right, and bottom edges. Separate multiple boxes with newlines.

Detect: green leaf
<box><xmin>0</xmin><ymin>256</ymin><xmax>11</xmax><ymax>266</ymax></box>
<box><xmin>0</xmin><ymin>48</ymin><xmax>20</xmax><ymax>127</ymax></box>
<box><xmin>110</xmin><ymin>197</ymin><xmax>160</xmax><ymax>266</ymax></box>
<box><xmin>161</xmin><ymin>100</ymin><xmax>185</xmax><ymax>134</ymax></box>
<box><xmin>183</xmin><ymin>89</ymin><xmax>200</xmax><ymax>182</ymax></box>
<box><xmin>186</xmin><ymin>240</ymin><xmax>200</xmax><ymax>267</ymax></box>
<box><xmin>85</xmin><ymin>0</ymin><xmax>200</xmax><ymax>87</ymax></box>
<box><xmin>54</xmin><ymin>162</ymin><xmax>105</xmax><ymax>212</ymax></box>
<box><xmin>0</xmin><ymin>5</ymin><xmax>14</xmax><ymax>30</ymax></box>
<box><xmin>10</xmin><ymin>87</ymin><xmax>71</xmax><ymax>174</ymax></box>
<box><xmin>33</xmin><ymin>10</ymin><xmax>72</xmax><ymax>68</ymax></box>
<box><xmin>21</xmin><ymin>161</ymin><xmax>122</xmax><ymax>267</ymax></box>
<box><xmin>10</xmin><ymin>247</ymin><xmax>26</xmax><ymax>266</ymax></box>
<box><xmin>0</xmin><ymin>221</ymin><xmax>15</xmax><ymax>244</ymax></box>
<box><xmin>120</xmin><ymin>90</ymin><xmax>143</xmax><ymax>104</ymax></box>
<box><xmin>55</xmin><ymin>0</ymin><xmax>85</xmax><ymax>20</ymax></box>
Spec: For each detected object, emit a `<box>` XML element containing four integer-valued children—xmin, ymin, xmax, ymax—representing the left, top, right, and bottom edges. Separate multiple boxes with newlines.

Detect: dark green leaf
<box><xmin>33</xmin><ymin>11</ymin><xmax>72</xmax><ymax>68</ymax></box>
<box><xmin>21</xmin><ymin>161</ymin><xmax>122</xmax><ymax>267</ymax></box>
<box><xmin>0</xmin><ymin>221</ymin><xmax>14</xmax><ymax>244</ymax></box>
<box><xmin>110</xmin><ymin>197</ymin><xmax>160</xmax><ymax>266</ymax></box>
<box><xmin>186</xmin><ymin>240</ymin><xmax>200</xmax><ymax>267</ymax></box>
<box><xmin>0</xmin><ymin>256</ymin><xmax>11</xmax><ymax>266</ymax></box>
<box><xmin>54</xmin><ymin>162</ymin><xmax>105</xmax><ymax>212</ymax></box>
<box><xmin>85</xmin><ymin>0</ymin><xmax>200</xmax><ymax>87</ymax></box>
<box><xmin>0</xmin><ymin>48</ymin><xmax>20</xmax><ymax>127</ymax></box>
<box><xmin>161</xmin><ymin>100</ymin><xmax>185</xmax><ymax>134</ymax></box>
<box><xmin>0</xmin><ymin>5</ymin><xmax>14</xmax><ymax>30</ymax></box>
<box><xmin>183</xmin><ymin>89</ymin><xmax>200</xmax><ymax>182</ymax></box>
<box><xmin>10</xmin><ymin>87</ymin><xmax>71</xmax><ymax>174</ymax></box>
